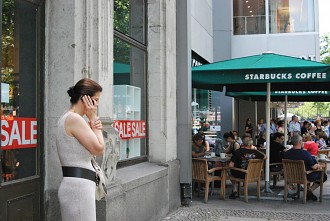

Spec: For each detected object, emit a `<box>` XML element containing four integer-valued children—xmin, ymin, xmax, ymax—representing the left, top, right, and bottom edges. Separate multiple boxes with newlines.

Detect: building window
<box><xmin>269</xmin><ymin>0</ymin><xmax>315</xmax><ymax>34</ymax></box>
<box><xmin>233</xmin><ymin>0</ymin><xmax>266</xmax><ymax>35</ymax></box>
<box><xmin>114</xmin><ymin>0</ymin><xmax>146</xmax><ymax>44</ymax></box>
<box><xmin>113</xmin><ymin>0</ymin><xmax>147</xmax><ymax>161</ymax></box>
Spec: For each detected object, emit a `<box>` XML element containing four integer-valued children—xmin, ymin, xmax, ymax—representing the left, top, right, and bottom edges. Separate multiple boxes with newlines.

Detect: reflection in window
<box><xmin>233</xmin><ymin>0</ymin><xmax>266</xmax><ymax>35</ymax></box>
<box><xmin>113</xmin><ymin>37</ymin><xmax>146</xmax><ymax>160</ymax></box>
<box><xmin>1</xmin><ymin>0</ymin><xmax>37</xmax><ymax>183</ymax></box>
<box><xmin>114</xmin><ymin>0</ymin><xmax>146</xmax><ymax>44</ymax></box>
<box><xmin>269</xmin><ymin>0</ymin><xmax>315</xmax><ymax>34</ymax></box>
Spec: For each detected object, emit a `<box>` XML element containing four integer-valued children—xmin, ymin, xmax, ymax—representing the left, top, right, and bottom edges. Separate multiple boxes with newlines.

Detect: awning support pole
<box><xmin>255</xmin><ymin>101</ymin><xmax>258</xmax><ymax>144</ymax></box>
<box><xmin>284</xmin><ymin>96</ymin><xmax>288</xmax><ymax>145</ymax></box>
<box><xmin>265</xmin><ymin>82</ymin><xmax>271</xmax><ymax>192</ymax></box>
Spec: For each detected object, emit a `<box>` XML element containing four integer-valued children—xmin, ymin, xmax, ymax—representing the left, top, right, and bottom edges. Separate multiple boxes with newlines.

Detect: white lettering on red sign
<box><xmin>113</xmin><ymin>120</ymin><xmax>146</xmax><ymax>140</ymax></box>
<box><xmin>1</xmin><ymin>117</ymin><xmax>37</xmax><ymax>150</ymax></box>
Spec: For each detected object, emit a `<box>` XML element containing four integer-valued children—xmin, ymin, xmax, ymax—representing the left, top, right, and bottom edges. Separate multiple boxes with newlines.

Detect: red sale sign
<box><xmin>113</xmin><ymin>120</ymin><xmax>146</xmax><ymax>140</ymax></box>
<box><xmin>1</xmin><ymin>117</ymin><xmax>38</xmax><ymax>150</ymax></box>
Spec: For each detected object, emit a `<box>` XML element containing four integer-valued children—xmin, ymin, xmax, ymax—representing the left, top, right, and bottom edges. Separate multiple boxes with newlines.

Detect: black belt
<box><xmin>62</xmin><ymin>166</ymin><xmax>96</xmax><ymax>183</ymax></box>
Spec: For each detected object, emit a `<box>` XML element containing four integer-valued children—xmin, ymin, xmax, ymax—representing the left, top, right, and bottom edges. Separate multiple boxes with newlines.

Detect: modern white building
<box><xmin>0</xmin><ymin>0</ymin><xmax>321</xmax><ymax>221</ymax></box>
<box><xmin>213</xmin><ymin>0</ymin><xmax>321</xmax><ymax>135</ymax></box>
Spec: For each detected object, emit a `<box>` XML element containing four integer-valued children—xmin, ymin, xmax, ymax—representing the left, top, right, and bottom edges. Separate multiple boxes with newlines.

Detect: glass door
<box><xmin>0</xmin><ymin>0</ymin><xmax>43</xmax><ymax>220</ymax></box>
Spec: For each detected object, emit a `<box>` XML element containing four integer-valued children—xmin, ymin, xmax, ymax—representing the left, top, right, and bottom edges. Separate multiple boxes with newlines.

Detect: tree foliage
<box><xmin>2</xmin><ymin>0</ymin><xmax>15</xmax><ymax>75</ymax></box>
<box><xmin>291</xmin><ymin>102</ymin><xmax>330</xmax><ymax>119</ymax></box>
<box><xmin>320</xmin><ymin>33</ymin><xmax>330</xmax><ymax>64</ymax></box>
<box><xmin>114</xmin><ymin>0</ymin><xmax>130</xmax><ymax>64</ymax></box>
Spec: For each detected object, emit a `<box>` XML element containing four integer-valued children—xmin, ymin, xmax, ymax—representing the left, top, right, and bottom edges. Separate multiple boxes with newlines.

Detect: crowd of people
<box><xmin>192</xmin><ymin>115</ymin><xmax>330</xmax><ymax>201</ymax></box>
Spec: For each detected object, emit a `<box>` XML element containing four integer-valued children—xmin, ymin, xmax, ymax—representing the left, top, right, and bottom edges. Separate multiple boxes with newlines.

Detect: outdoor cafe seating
<box><xmin>192</xmin><ymin>158</ymin><xmax>226</xmax><ymax>203</ymax></box>
<box><xmin>269</xmin><ymin>162</ymin><xmax>284</xmax><ymax>188</ymax></box>
<box><xmin>227</xmin><ymin>159</ymin><xmax>264</xmax><ymax>202</ymax></box>
<box><xmin>282</xmin><ymin>159</ymin><xmax>324</xmax><ymax>204</ymax></box>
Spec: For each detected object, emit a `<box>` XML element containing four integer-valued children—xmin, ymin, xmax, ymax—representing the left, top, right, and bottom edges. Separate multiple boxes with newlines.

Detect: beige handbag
<box><xmin>91</xmin><ymin>157</ymin><xmax>107</xmax><ymax>200</ymax></box>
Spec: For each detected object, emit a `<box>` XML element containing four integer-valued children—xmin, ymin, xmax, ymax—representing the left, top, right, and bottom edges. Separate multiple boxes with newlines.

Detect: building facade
<box><xmin>0</xmin><ymin>0</ymin><xmax>192</xmax><ymax>220</ymax></box>
<box><xmin>213</xmin><ymin>0</ymin><xmax>320</xmax><ymax>135</ymax></box>
<box><xmin>0</xmin><ymin>0</ymin><xmax>321</xmax><ymax>221</ymax></box>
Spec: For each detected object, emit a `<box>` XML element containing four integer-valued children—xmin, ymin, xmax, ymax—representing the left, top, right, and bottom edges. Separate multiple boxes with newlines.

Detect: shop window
<box><xmin>113</xmin><ymin>37</ymin><xmax>146</xmax><ymax>160</ymax></box>
<box><xmin>269</xmin><ymin>0</ymin><xmax>315</xmax><ymax>34</ymax></box>
<box><xmin>1</xmin><ymin>0</ymin><xmax>38</xmax><ymax>182</ymax></box>
<box><xmin>233</xmin><ymin>0</ymin><xmax>266</xmax><ymax>35</ymax></box>
<box><xmin>114</xmin><ymin>0</ymin><xmax>146</xmax><ymax>44</ymax></box>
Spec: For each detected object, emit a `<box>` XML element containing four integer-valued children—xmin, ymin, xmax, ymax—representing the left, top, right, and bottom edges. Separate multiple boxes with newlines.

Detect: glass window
<box><xmin>1</xmin><ymin>0</ymin><xmax>38</xmax><ymax>182</ymax></box>
<box><xmin>269</xmin><ymin>0</ymin><xmax>315</xmax><ymax>33</ymax></box>
<box><xmin>114</xmin><ymin>0</ymin><xmax>146</xmax><ymax>44</ymax></box>
<box><xmin>233</xmin><ymin>0</ymin><xmax>266</xmax><ymax>35</ymax></box>
<box><xmin>113</xmin><ymin>37</ymin><xmax>146</xmax><ymax>160</ymax></box>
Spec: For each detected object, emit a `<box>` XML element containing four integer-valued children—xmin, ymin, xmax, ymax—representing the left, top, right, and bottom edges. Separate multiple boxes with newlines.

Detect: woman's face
<box><xmin>226</xmin><ymin>137</ymin><xmax>233</xmax><ymax>142</ymax></box>
<box><xmin>195</xmin><ymin>139</ymin><xmax>203</xmax><ymax>146</ymax></box>
<box><xmin>91</xmin><ymin>92</ymin><xmax>101</xmax><ymax>106</ymax></box>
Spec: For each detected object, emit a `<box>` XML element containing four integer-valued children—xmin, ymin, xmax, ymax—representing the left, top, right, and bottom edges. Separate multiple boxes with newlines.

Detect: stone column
<box><xmin>147</xmin><ymin>0</ymin><xmax>177</xmax><ymax>163</ymax></box>
<box><xmin>44</xmin><ymin>0</ymin><xmax>114</xmax><ymax>220</ymax></box>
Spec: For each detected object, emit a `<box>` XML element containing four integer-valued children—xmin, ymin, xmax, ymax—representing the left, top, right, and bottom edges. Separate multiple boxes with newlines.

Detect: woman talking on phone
<box><xmin>56</xmin><ymin>78</ymin><xmax>104</xmax><ymax>221</ymax></box>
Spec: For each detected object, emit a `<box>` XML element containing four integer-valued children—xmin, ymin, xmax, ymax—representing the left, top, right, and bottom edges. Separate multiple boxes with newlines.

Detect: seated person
<box><xmin>303</xmin><ymin>134</ymin><xmax>319</xmax><ymax>156</ymax></box>
<box><xmin>241</xmin><ymin>133</ymin><xmax>257</xmax><ymax>150</ymax></box>
<box><xmin>228</xmin><ymin>137</ymin><xmax>266</xmax><ymax>199</ymax></box>
<box><xmin>257</xmin><ymin>132</ymin><xmax>266</xmax><ymax>149</ymax></box>
<box><xmin>283</xmin><ymin>134</ymin><xmax>327</xmax><ymax>201</ymax></box>
<box><xmin>270</xmin><ymin>132</ymin><xmax>285</xmax><ymax>172</ymax></box>
<box><xmin>192</xmin><ymin>133</ymin><xmax>207</xmax><ymax>158</ymax></box>
<box><xmin>197</xmin><ymin>129</ymin><xmax>210</xmax><ymax>151</ymax></box>
<box><xmin>315</xmin><ymin>130</ymin><xmax>327</xmax><ymax>149</ymax></box>
<box><xmin>232</xmin><ymin>130</ymin><xmax>243</xmax><ymax>145</ymax></box>
<box><xmin>223</xmin><ymin>131</ymin><xmax>240</xmax><ymax>154</ymax></box>
<box><xmin>277</xmin><ymin>120</ymin><xmax>285</xmax><ymax>134</ymax></box>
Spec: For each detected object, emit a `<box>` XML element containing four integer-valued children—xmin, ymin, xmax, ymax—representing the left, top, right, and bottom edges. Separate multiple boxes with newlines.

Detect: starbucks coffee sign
<box><xmin>244</xmin><ymin>72</ymin><xmax>327</xmax><ymax>81</ymax></box>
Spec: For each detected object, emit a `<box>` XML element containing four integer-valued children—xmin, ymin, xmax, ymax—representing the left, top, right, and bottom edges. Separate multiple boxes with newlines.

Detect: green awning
<box><xmin>226</xmin><ymin>91</ymin><xmax>330</xmax><ymax>102</ymax></box>
<box><xmin>114</xmin><ymin>62</ymin><xmax>130</xmax><ymax>74</ymax></box>
<box><xmin>192</xmin><ymin>53</ymin><xmax>330</xmax><ymax>91</ymax></box>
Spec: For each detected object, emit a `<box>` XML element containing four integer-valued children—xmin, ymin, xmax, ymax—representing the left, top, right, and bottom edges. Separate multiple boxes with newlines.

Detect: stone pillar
<box><xmin>147</xmin><ymin>0</ymin><xmax>177</xmax><ymax>163</ymax></box>
<box><xmin>176</xmin><ymin>0</ymin><xmax>192</xmax><ymax>183</ymax></box>
<box><xmin>44</xmin><ymin>0</ymin><xmax>113</xmax><ymax>220</ymax></box>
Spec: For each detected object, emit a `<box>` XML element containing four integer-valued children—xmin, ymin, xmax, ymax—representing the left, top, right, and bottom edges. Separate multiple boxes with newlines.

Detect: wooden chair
<box><xmin>227</xmin><ymin>159</ymin><xmax>264</xmax><ymax>202</ymax></box>
<box><xmin>192</xmin><ymin>158</ymin><xmax>226</xmax><ymax>203</ymax></box>
<box><xmin>282</xmin><ymin>159</ymin><xmax>324</xmax><ymax>204</ymax></box>
<box><xmin>269</xmin><ymin>162</ymin><xmax>284</xmax><ymax>187</ymax></box>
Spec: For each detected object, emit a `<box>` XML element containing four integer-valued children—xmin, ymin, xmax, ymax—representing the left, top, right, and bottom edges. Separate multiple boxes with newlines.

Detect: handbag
<box><xmin>91</xmin><ymin>156</ymin><xmax>107</xmax><ymax>200</ymax></box>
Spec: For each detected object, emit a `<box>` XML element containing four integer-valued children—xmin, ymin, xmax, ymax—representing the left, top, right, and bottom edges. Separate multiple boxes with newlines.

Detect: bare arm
<box><xmin>205</xmin><ymin>140</ymin><xmax>210</xmax><ymax>151</ymax></box>
<box><xmin>66</xmin><ymin>113</ymin><xmax>104</xmax><ymax>155</ymax></box>
<box><xmin>311</xmin><ymin>163</ymin><xmax>321</xmax><ymax>170</ymax></box>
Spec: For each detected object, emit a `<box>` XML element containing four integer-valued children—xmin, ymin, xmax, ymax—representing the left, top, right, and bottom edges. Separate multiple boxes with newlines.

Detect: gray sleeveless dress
<box><xmin>56</xmin><ymin>111</ymin><xmax>96</xmax><ymax>221</ymax></box>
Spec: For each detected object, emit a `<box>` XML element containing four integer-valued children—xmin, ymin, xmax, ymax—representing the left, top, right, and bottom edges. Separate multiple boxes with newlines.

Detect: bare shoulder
<box><xmin>66</xmin><ymin>112</ymin><xmax>85</xmax><ymax>124</ymax></box>
<box><xmin>64</xmin><ymin>112</ymin><xmax>87</xmax><ymax>136</ymax></box>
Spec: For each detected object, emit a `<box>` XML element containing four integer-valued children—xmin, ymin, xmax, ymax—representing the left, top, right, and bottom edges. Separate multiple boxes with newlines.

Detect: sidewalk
<box><xmin>161</xmin><ymin>170</ymin><xmax>330</xmax><ymax>221</ymax></box>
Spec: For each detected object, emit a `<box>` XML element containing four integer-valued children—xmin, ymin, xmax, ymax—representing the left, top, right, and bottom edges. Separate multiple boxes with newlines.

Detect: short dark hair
<box><xmin>67</xmin><ymin>78</ymin><xmax>103</xmax><ymax>104</ymax></box>
<box><xmin>315</xmin><ymin>129</ymin><xmax>325</xmax><ymax>139</ymax></box>
<box><xmin>277</xmin><ymin>120</ymin><xmax>284</xmax><ymax>127</ymax></box>
<box><xmin>223</xmin><ymin>131</ymin><xmax>235</xmax><ymax>140</ymax></box>
<box><xmin>274</xmin><ymin>132</ymin><xmax>284</xmax><ymax>140</ymax></box>
<box><xmin>192</xmin><ymin>133</ymin><xmax>203</xmax><ymax>142</ymax></box>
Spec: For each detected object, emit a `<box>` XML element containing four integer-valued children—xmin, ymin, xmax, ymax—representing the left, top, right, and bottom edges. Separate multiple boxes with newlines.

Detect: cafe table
<box><xmin>203</xmin><ymin>156</ymin><xmax>231</xmax><ymax>195</ymax></box>
<box><xmin>318</xmin><ymin>158</ymin><xmax>330</xmax><ymax>172</ymax></box>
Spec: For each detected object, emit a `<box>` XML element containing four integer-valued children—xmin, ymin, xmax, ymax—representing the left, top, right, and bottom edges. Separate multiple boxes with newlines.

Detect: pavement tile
<box><xmin>161</xmin><ymin>169</ymin><xmax>330</xmax><ymax>221</ymax></box>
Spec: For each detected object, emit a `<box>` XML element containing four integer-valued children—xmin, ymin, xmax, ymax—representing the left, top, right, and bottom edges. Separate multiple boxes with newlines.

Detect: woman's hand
<box><xmin>90</xmin><ymin>117</ymin><xmax>103</xmax><ymax>130</ymax></box>
<box><xmin>82</xmin><ymin>95</ymin><xmax>97</xmax><ymax>121</ymax></box>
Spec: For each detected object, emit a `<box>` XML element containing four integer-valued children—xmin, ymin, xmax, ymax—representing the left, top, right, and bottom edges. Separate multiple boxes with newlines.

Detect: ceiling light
<box><xmin>249</xmin><ymin>11</ymin><xmax>253</xmax><ymax>13</ymax></box>
<box><xmin>248</xmin><ymin>6</ymin><xmax>251</xmax><ymax>8</ymax></box>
